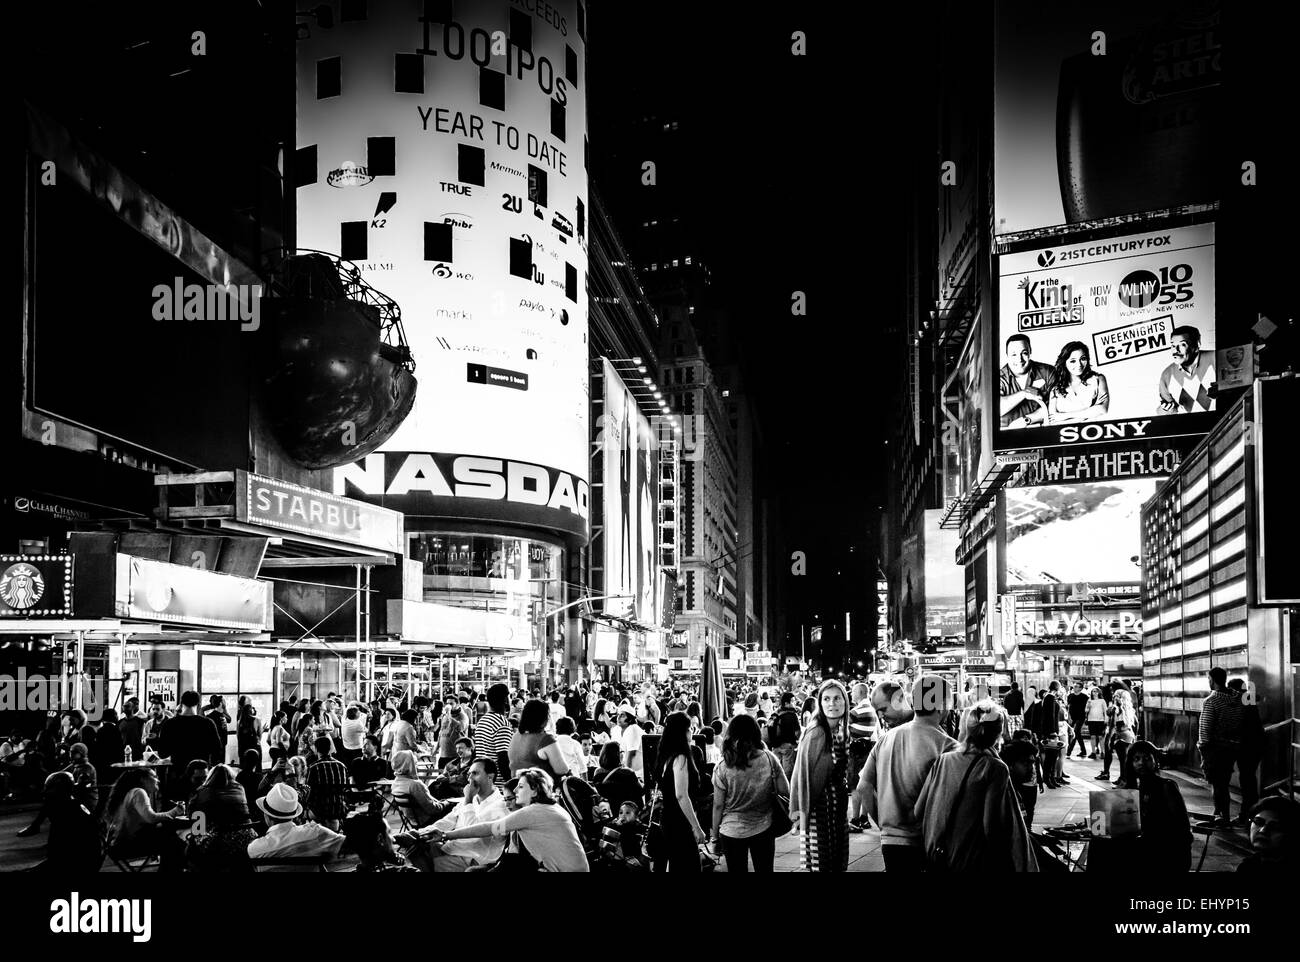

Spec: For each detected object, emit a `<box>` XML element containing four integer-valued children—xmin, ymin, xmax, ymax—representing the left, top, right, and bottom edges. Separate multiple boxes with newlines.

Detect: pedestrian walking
<box><xmin>709</xmin><ymin>713</ymin><xmax>789</xmax><ymax>873</ymax></box>
<box><xmin>914</xmin><ymin>701</ymin><xmax>1037</xmax><ymax>872</ymax></box>
<box><xmin>789</xmin><ymin>679</ymin><xmax>852</xmax><ymax>873</ymax></box>
<box><xmin>855</xmin><ymin>675</ymin><xmax>957</xmax><ymax>872</ymax></box>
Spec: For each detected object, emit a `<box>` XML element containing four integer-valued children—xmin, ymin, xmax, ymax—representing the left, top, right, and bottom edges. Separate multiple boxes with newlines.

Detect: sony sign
<box><xmin>1016</xmin><ymin>611</ymin><xmax>1142</xmax><ymax>638</ymax></box>
<box><xmin>334</xmin><ymin>452</ymin><xmax>589</xmax><ymax>541</ymax></box>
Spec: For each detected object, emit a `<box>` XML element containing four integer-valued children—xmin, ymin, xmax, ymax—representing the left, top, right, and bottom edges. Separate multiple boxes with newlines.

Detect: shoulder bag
<box><xmin>765</xmin><ymin>751</ymin><xmax>793</xmax><ymax>837</ymax></box>
<box><xmin>927</xmin><ymin>754</ymin><xmax>981</xmax><ymax>872</ymax></box>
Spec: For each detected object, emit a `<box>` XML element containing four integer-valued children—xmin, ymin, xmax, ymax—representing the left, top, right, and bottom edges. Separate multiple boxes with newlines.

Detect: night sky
<box><xmin>588</xmin><ymin>2</ymin><xmax>934</xmax><ymax>657</ymax></box>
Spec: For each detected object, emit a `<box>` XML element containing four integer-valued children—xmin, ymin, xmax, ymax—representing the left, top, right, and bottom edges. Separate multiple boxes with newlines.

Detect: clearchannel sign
<box><xmin>995</xmin><ymin>223</ymin><xmax>1216</xmax><ymax>452</ymax></box>
<box><xmin>297</xmin><ymin>0</ymin><xmax>589</xmax><ymax>540</ymax></box>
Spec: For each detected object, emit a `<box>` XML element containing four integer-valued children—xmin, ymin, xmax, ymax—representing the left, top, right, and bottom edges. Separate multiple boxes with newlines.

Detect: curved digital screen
<box><xmin>297</xmin><ymin>0</ymin><xmax>589</xmax><ymax>540</ymax></box>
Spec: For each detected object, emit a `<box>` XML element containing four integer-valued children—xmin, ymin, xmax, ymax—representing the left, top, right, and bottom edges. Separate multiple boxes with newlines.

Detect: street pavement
<box><xmin>0</xmin><ymin>752</ymin><xmax>1258</xmax><ymax>872</ymax></box>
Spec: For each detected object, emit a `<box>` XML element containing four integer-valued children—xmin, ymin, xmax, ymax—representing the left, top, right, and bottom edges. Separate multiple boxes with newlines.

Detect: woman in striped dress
<box><xmin>789</xmin><ymin>679</ymin><xmax>851</xmax><ymax>872</ymax></box>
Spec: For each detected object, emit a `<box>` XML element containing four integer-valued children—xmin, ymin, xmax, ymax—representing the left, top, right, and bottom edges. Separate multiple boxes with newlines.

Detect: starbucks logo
<box><xmin>0</xmin><ymin>563</ymin><xmax>45</xmax><ymax>610</ymax></box>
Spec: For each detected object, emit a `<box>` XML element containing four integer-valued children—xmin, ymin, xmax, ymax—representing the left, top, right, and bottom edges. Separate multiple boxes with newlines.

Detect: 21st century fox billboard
<box><xmin>995</xmin><ymin>223</ymin><xmax>1215</xmax><ymax>452</ymax></box>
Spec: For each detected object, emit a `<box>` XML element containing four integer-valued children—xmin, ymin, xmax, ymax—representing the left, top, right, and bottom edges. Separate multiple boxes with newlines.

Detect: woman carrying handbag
<box><xmin>708</xmin><ymin>714</ymin><xmax>791</xmax><ymax>873</ymax></box>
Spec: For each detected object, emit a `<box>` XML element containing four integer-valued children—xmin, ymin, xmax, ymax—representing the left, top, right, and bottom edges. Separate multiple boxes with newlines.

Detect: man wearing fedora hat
<box><xmin>247</xmin><ymin>783</ymin><xmax>345</xmax><ymax>870</ymax></box>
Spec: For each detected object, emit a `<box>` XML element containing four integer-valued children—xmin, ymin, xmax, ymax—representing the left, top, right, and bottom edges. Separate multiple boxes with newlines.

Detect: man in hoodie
<box><xmin>855</xmin><ymin>675</ymin><xmax>957</xmax><ymax>871</ymax></box>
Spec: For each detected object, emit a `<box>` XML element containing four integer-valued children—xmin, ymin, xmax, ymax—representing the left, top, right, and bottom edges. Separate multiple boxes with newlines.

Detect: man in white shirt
<box><xmin>617</xmin><ymin>708</ymin><xmax>644</xmax><ymax>778</ymax></box>
<box><xmin>248</xmin><ymin>783</ymin><xmax>345</xmax><ymax>871</ymax></box>
<box><xmin>554</xmin><ymin>717</ymin><xmax>588</xmax><ymax>780</ymax></box>
<box><xmin>400</xmin><ymin>759</ymin><xmax>508</xmax><ymax>871</ymax></box>
<box><xmin>546</xmin><ymin>692</ymin><xmax>565</xmax><ymax>734</ymax></box>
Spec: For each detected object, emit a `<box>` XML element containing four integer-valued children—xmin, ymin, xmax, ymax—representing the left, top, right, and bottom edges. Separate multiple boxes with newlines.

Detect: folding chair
<box><xmin>108</xmin><ymin>851</ymin><xmax>161</xmax><ymax>873</ymax></box>
<box><xmin>391</xmin><ymin>796</ymin><xmax>416</xmax><ymax>833</ymax></box>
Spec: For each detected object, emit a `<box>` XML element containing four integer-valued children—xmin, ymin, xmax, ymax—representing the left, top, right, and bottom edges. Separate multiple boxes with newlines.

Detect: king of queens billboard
<box><xmin>995</xmin><ymin>223</ymin><xmax>1215</xmax><ymax>453</ymax></box>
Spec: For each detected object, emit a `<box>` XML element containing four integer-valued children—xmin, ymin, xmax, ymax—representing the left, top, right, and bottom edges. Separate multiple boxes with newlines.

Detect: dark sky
<box><xmin>587</xmin><ymin>2</ymin><xmax>935</xmax><ymax>648</ymax></box>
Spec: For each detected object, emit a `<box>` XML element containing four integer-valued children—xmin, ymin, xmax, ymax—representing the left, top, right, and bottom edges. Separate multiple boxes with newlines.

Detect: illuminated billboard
<box><xmin>923</xmin><ymin>509</ymin><xmax>964</xmax><ymax>640</ymax></box>
<box><xmin>299</xmin><ymin>1</ymin><xmax>589</xmax><ymax>539</ymax></box>
<box><xmin>1004</xmin><ymin>479</ymin><xmax>1159</xmax><ymax>587</ymax></box>
<box><xmin>995</xmin><ymin>223</ymin><xmax>1215</xmax><ymax>452</ymax></box>
<box><xmin>952</xmin><ymin>314</ymin><xmax>991</xmax><ymax>496</ymax></box>
<box><xmin>994</xmin><ymin>0</ymin><xmax>1220</xmax><ymax>235</ymax></box>
<box><xmin>599</xmin><ymin>361</ymin><xmax>659</xmax><ymax>628</ymax></box>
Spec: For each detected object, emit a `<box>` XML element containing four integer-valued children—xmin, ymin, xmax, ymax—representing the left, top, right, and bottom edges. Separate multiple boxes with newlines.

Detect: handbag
<box><xmin>766</xmin><ymin>751</ymin><xmax>793</xmax><ymax>837</ymax></box>
<box><xmin>927</xmin><ymin>754</ymin><xmax>981</xmax><ymax>872</ymax></box>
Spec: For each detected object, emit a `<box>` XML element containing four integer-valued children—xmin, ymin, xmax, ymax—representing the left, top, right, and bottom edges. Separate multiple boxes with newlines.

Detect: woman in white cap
<box><xmin>914</xmin><ymin>699</ymin><xmax>1037</xmax><ymax>872</ymax></box>
<box><xmin>789</xmin><ymin>679</ymin><xmax>852</xmax><ymax>872</ymax></box>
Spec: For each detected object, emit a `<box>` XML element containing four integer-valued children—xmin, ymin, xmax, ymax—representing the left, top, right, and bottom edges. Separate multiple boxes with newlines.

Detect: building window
<box><xmin>672</xmin><ymin>259</ymin><xmax>679</xmax><ymax>267</ymax></box>
<box><xmin>688</xmin><ymin>305</ymin><xmax>695</xmax><ymax>315</ymax></box>
<box><xmin>685</xmin><ymin>256</ymin><xmax>692</xmax><ymax>265</ymax></box>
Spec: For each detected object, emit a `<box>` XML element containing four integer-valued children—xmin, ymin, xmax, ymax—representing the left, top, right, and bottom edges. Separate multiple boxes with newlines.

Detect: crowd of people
<box><xmin>1</xmin><ymin>667</ymin><xmax>1295</xmax><ymax>874</ymax></box>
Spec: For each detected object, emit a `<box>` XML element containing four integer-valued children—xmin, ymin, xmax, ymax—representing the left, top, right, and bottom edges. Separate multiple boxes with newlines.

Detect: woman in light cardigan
<box><xmin>788</xmin><ymin>679</ymin><xmax>852</xmax><ymax>872</ymax></box>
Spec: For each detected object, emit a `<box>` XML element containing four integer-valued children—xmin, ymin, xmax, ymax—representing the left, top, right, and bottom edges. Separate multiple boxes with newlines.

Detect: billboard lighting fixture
<box><xmin>638</xmin><ymin>365</ymin><xmax>647</xmax><ymax>373</ymax></box>
<box><xmin>642</xmin><ymin>377</ymin><xmax>652</xmax><ymax>385</ymax></box>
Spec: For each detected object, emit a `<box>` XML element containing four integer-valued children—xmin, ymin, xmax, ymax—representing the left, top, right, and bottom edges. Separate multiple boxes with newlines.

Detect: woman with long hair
<box><xmin>1098</xmin><ymin>688</ymin><xmax>1137</xmax><ymax>783</ymax></box>
<box><xmin>507</xmin><ymin>699</ymin><xmax>570</xmax><ymax>778</ymax></box>
<box><xmin>237</xmin><ymin>705</ymin><xmax>263</xmax><ymax>760</ymax></box>
<box><xmin>789</xmin><ymin>679</ymin><xmax>852</xmax><ymax>872</ymax></box>
<box><xmin>654</xmin><ymin>710</ymin><xmax>707</xmax><ymax>872</ymax></box>
<box><xmin>1047</xmin><ymin>342</ymin><xmax>1109</xmax><ymax>423</ymax></box>
<box><xmin>189</xmin><ymin>764</ymin><xmax>259</xmax><ymax>872</ymax></box>
<box><xmin>105</xmin><ymin>767</ymin><xmax>189</xmax><ymax>871</ymax></box>
<box><xmin>592</xmin><ymin>741</ymin><xmax>642</xmax><ymax>812</ymax></box>
<box><xmin>591</xmin><ymin>699</ymin><xmax>612</xmax><ymax>736</ymax></box>
<box><xmin>800</xmin><ymin>696</ymin><xmax>817</xmax><ymax>731</ymax></box>
<box><xmin>432</xmin><ymin>767</ymin><xmax>589</xmax><ymax>872</ymax></box>
<box><xmin>914</xmin><ymin>701</ymin><xmax>1037</xmax><ymax>871</ymax></box>
<box><xmin>685</xmin><ymin>701</ymin><xmax>703</xmax><ymax>735</ymax></box>
<box><xmin>1084</xmin><ymin>687</ymin><xmax>1107</xmax><ymax>759</ymax></box>
<box><xmin>710</xmin><ymin>713</ymin><xmax>789</xmax><ymax>873</ymax></box>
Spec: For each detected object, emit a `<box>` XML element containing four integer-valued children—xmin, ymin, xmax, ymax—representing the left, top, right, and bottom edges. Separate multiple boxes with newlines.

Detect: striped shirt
<box><xmin>1198</xmin><ymin>689</ymin><xmax>1244</xmax><ymax>746</ymax></box>
<box><xmin>306</xmin><ymin>756</ymin><xmax>350</xmax><ymax>821</ymax></box>
<box><xmin>849</xmin><ymin>700</ymin><xmax>877</xmax><ymax>741</ymax></box>
<box><xmin>473</xmin><ymin>712</ymin><xmax>514</xmax><ymax>785</ymax></box>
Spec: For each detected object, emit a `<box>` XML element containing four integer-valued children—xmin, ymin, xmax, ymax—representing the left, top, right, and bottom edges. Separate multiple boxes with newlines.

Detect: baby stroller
<box><xmin>558</xmin><ymin>776</ymin><xmax>628</xmax><ymax>872</ymax></box>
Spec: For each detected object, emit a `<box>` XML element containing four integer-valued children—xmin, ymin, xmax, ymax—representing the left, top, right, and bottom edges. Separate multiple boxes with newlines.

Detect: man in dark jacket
<box><xmin>161</xmin><ymin>690</ymin><xmax>223</xmax><ymax>803</ymax></box>
<box><xmin>204</xmin><ymin>695</ymin><xmax>230</xmax><ymax>765</ymax></box>
<box><xmin>1198</xmin><ymin>667</ymin><xmax>1244</xmax><ymax>825</ymax></box>
<box><xmin>1227</xmin><ymin>678</ymin><xmax>1263</xmax><ymax>823</ymax></box>
<box><xmin>118</xmin><ymin>698</ymin><xmax>145</xmax><ymax>759</ymax></box>
<box><xmin>1067</xmin><ymin>683</ymin><xmax>1090</xmax><ymax>759</ymax></box>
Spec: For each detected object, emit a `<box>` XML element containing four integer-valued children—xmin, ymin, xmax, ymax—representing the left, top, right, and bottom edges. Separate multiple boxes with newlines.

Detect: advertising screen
<box><xmin>600</xmin><ymin>361</ymin><xmax>660</xmax><ymax>627</ymax></box>
<box><xmin>923</xmin><ymin>509</ymin><xmax>965</xmax><ymax>640</ymax></box>
<box><xmin>953</xmin><ymin>314</ymin><xmax>990</xmax><ymax>496</ymax></box>
<box><xmin>1005</xmin><ymin>479</ymin><xmax>1159</xmax><ymax>587</ymax></box>
<box><xmin>300</xmin><ymin>1</ymin><xmax>589</xmax><ymax>538</ymax></box>
<box><xmin>995</xmin><ymin>223</ymin><xmax>1216</xmax><ymax>452</ymax></box>
<box><xmin>994</xmin><ymin>0</ymin><xmax>1220</xmax><ymax>236</ymax></box>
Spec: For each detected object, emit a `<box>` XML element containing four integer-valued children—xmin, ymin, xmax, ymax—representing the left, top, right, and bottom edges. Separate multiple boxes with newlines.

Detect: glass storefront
<box><xmin>409</xmin><ymin>532</ymin><xmax>566</xmax><ymax>684</ymax></box>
